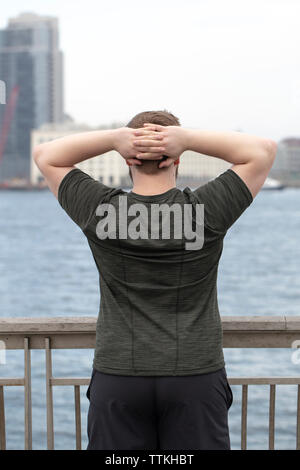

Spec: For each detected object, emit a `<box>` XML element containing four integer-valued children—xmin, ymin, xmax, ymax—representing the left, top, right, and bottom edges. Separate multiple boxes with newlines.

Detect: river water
<box><xmin>0</xmin><ymin>187</ymin><xmax>300</xmax><ymax>450</ymax></box>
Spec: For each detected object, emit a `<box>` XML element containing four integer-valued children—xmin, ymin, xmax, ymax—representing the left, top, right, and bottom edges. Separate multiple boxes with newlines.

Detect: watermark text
<box><xmin>95</xmin><ymin>196</ymin><xmax>204</xmax><ymax>250</ymax></box>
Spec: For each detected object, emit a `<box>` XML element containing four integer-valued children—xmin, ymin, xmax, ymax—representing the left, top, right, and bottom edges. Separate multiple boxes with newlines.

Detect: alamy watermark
<box><xmin>0</xmin><ymin>80</ymin><xmax>6</xmax><ymax>104</ymax></box>
<box><xmin>0</xmin><ymin>340</ymin><xmax>6</xmax><ymax>365</ymax></box>
<box><xmin>95</xmin><ymin>196</ymin><xmax>204</xmax><ymax>250</ymax></box>
<box><xmin>291</xmin><ymin>340</ymin><xmax>300</xmax><ymax>365</ymax></box>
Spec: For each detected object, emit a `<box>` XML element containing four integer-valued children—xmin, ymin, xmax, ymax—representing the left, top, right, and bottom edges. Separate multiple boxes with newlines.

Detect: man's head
<box><xmin>126</xmin><ymin>110</ymin><xmax>181</xmax><ymax>183</ymax></box>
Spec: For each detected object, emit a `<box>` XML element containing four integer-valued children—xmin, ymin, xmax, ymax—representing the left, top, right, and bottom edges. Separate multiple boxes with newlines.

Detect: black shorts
<box><xmin>86</xmin><ymin>366</ymin><xmax>233</xmax><ymax>450</ymax></box>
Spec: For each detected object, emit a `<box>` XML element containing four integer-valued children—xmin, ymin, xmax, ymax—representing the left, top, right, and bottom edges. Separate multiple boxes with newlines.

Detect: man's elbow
<box><xmin>33</xmin><ymin>143</ymin><xmax>49</xmax><ymax>169</ymax></box>
<box><xmin>265</xmin><ymin>138</ymin><xmax>277</xmax><ymax>157</ymax></box>
<box><xmin>263</xmin><ymin>139</ymin><xmax>277</xmax><ymax>163</ymax></box>
<box><xmin>255</xmin><ymin>139</ymin><xmax>277</xmax><ymax>171</ymax></box>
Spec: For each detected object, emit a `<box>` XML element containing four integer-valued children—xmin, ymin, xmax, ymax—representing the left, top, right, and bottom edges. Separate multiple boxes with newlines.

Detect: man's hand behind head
<box><xmin>113</xmin><ymin>126</ymin><xmax>166</xmax><ymax>166</ymax></box>
<box><xmin>133</xmin><ymin>123</ymin><xmax>188</xmax><ymax>168</ymax></box>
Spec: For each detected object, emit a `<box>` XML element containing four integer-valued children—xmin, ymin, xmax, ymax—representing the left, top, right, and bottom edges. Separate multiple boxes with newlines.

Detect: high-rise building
<box><xmin>0</xmin><ymin>12</ymin><xmax>64</xmax><ymax>181</ymax></box>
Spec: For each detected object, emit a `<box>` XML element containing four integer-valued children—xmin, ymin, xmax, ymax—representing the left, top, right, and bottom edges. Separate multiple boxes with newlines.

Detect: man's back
<box><xmin>58</xmin><ymin>166</ymin><xmax>253</xmax><ymax>376</ymax></box>
<box><xmin>34</xmin><ymin>114</ymin><xmax>276</xmax><ymax>449</ymax></box>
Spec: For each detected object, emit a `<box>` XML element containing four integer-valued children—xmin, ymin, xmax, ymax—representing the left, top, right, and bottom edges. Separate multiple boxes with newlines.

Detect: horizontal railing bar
<box><xmin>48</xmin><ymin>377</ymin><xmax>300</xmax><ymax>386</ymax></box>
<box><xmin>229</xmin><ymin>378</ymin><xmax>300</xmax><ymax>385</ymax></box>
<box><xmin>0</xmin><ymin>378</ymin><xmax>25</xmax><ymax>386</ymax></box>
<box><xmin>51</xmin><ymin>378</ymin><xmax>90</xmax><ymax>386</ymax></box>
<box><xmin>2</xmin><ymin>376</ymin><xmax>298</xmax><ymax>389</ymax></box>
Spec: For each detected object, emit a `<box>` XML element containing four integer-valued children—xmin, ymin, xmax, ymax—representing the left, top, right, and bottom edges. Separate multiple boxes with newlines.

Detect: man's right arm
<box><xmin>182</xmin><ymin>128</ymin><xmax>277</xmax><ymax>199</ymax></box>
<box><xmin>134</xmin><ymin>123</ymin><xmax>277</xmax><ymax>199</ymax></box>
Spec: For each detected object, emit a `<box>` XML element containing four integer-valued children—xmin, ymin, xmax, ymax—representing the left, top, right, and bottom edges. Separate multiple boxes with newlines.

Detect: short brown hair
<box><xmin>126</xmin><ymin>110</ymin><xmax>181</xmax><ymax>181</ymax></box>
<box><xmin>127</xmin><ymin>109</ymin><xmax>181</xmax><ymax>129</ymax></box>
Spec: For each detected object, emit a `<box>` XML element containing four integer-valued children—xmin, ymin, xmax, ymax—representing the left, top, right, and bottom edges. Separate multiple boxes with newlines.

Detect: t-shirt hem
<box><xmin>92</xmin><ymin>360</ymin><xmax>225</xmax><ymax>376</ymax></box>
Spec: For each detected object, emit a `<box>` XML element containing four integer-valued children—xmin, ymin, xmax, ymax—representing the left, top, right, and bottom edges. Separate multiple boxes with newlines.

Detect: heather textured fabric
<box><xmin>58</xmin><ymin>166</ymin><xmax>253</xmax><ymax>376</ymax></box>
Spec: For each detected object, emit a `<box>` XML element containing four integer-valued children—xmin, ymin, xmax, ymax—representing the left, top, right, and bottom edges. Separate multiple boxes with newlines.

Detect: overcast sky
<box><xmin>1</xmin><ymin>0</ymin><xmax>299</xmax><ymax>141</ymax></box>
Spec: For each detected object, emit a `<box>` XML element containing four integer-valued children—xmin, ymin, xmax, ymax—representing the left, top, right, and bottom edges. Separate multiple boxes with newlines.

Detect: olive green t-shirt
<box><xmin>58</xmin><ymin>167</ymin><xmax>253</xmax><ymax>376</ymax></box>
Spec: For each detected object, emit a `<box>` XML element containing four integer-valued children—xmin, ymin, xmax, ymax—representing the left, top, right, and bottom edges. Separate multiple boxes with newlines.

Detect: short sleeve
<box><xmin>192</xmin><ymin>168</ymin><xmax>253</xmax><ymax>235</ymax></box>
<box><xmin>58</xmin><ymin>168</ymin><xmax>114</xmax><ymax>231</ymax></box>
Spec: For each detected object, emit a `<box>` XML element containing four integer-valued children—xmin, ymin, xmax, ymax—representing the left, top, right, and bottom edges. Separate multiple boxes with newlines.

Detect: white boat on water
<box><xmin>262</xmin><ymin>177</ymin><xmax>285</xmax><ymax>190</ymax></box>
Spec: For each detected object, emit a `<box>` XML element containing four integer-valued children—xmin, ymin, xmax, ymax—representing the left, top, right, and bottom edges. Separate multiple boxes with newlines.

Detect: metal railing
<box><xmin>0</xmin><ymin>316</ymin><xmax>300</xmax><ymax>450</ymax></box>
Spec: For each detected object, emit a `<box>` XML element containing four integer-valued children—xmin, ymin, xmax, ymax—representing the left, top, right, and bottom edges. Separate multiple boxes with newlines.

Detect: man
<box><xmin>34</xmin><ymin>110</ymin><xmax>277</xmax><ymax>450</ymax></box>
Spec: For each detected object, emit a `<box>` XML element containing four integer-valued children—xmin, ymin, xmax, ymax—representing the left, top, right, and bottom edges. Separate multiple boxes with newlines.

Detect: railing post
<box><xmin>24</xmin><ymin>337</ymin><xmax>32</xmax><ymax>450</ymax></box>
<box><xmin>297</xmin><ymin>385</ymin><xmax>300</xmax><ymax>450</ymax></box>
<box><xmin>0</xmin><ymin>386</ymin><xmax>6</xmax><ymax>450</ymax></box>
<box><xmin>241</xmin><ymin>385</ymin><xmax>248</xmax><ymax>450</ymax></box>
<box><xmin>269</xmin><ymin>384</ymin><xmax>276</xmax><ymax>450</ymax></box>
<box><xmin>74</xmin><ymin>386</ymin><xmax>82</xmax><ymax>450</ymax></box>
<box><xmin>45</xmin><ymin>337</ymin><xmax>54</xmax><ymax>450</ymax></box>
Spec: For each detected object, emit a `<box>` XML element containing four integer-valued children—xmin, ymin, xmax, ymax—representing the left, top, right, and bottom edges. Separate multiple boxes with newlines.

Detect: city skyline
<box><xmin>1</xmin><ymin>0</ymin><xmax>299</xmax><ymax>142</ymax></box>
<box><xmin>0</xmin><ymin>11</ymin><xmax>64</xmax><ymax>180</ymax></box>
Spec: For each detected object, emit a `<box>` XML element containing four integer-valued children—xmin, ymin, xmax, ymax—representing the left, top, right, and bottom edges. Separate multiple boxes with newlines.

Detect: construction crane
<box><xmin>0</xmin><ymin>85</ymin><xmax>19</xmax><ymax>165</ymax></box>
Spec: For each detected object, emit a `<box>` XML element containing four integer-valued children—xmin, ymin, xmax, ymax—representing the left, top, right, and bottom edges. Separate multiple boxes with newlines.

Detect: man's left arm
<box><xmin>33</xmin><ymin>127</ymin><xmax>165</xmax><ymax>230</ymax></box>
<box><xmin>33</xmin><ymin>127</ymin><xmax>164</xmax><ymax>198</ymax></box>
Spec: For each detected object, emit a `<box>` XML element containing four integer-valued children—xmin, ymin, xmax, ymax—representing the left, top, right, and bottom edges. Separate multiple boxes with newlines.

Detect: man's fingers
<box><xmin>127</xmin><ymin>157</ymin><xmax>142</xmax><ymax>165</ymax></box>
<box><xmin>135</xmin><ymin>146</ymin><xmax>166</xmax><ymax>154</ymax></box>
<box><xmin>133</xmin><ymin>139</ymin><xmax>165</xmax><ymax>149</ymax></box>
<box><xmin>136</xmin><ymin>153</ymin><xmax>164</xmax><ymax>160</ymax></box>
<box><xmin>134</xmin><ymin>134</ymin><xmax>163</xmax><ymax>140</ymax></box>
<box><xmin>133</xmin><ymin>129</ymin><xmax>163</xmax><ymax>138</ymax></box>
<box><xmin>143</xmin><ymin>123</ymin><xmax>165</xmax><ymax>132</ymax></box>
<box><xmin>158</xmin><ymin>157</ymin><xmax>174</xmax><ymax>168</ymax></box>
